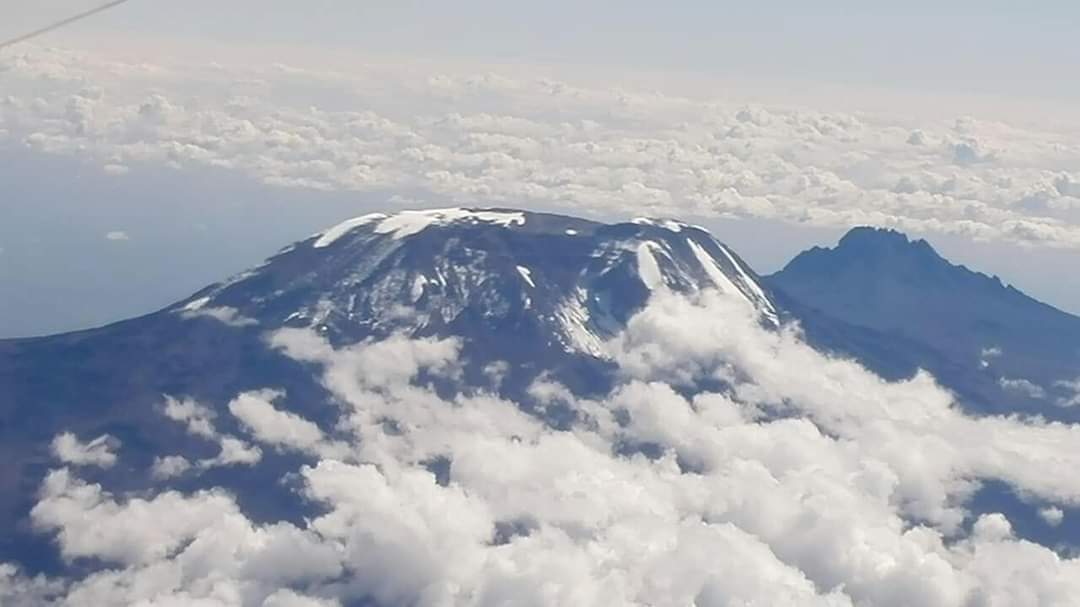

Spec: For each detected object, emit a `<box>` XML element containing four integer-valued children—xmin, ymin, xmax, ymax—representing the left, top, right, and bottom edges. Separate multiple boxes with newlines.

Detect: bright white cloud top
<box><xmin>5</xmin><ymin>290</ymin><xmax>1080</xmax><ymax>606</ymax></box>
<box><xmin>2</xmin><ymin>46</ymin><xmax>1080</xmax><ymax>249</ymax></box>
<box><xmin>50</xmin><ymin>432</ymin><xmax>119</xmax><ymax>469</ymax></box>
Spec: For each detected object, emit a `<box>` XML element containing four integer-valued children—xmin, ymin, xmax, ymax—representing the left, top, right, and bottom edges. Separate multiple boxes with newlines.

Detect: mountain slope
<box><xmin>3</xmin><ymin>210</ymin><xmax>1080</xmax><ymax>605</ymax></box>
<box><xmin>0</xmin><ymin>208</ymin><xmax>780</xmax><ymax>570</ymax></box>
<box><xmin>767</xmin><ymin>227</ymin><xmax>1080</xmax><ymax>420</ymax></box>
<box><xmin>187</xmin><ymin>208</ymin><xmax>778</xmax><ymax>358</ymax></box>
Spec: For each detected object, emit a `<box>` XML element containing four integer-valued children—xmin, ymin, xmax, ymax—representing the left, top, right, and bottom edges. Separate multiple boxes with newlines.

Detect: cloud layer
<box><xmin>5</xmin><ymin>290</ymin><xmax>1080</xmax><ymax>606</ymax></box>
<box><xmin>3</xmin><ymin>46</ymin><xmax>1080</xmax><ymax>248</ymax></box>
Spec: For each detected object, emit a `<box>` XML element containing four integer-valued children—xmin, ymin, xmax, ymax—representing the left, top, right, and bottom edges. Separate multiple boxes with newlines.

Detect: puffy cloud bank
<box><xmin>3</xmin><ymin>47</ymin><xmax>1080</xmax><ymax>248</ymax></box>
<box><xmin>4</xmin><ymin>291</ymin><xmax>1080</xmax><ymax>606</ymax></box>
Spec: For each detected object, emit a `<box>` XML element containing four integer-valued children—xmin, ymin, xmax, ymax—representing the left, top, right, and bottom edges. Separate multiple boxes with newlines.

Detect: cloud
<box><xmin>31</xmin><ymin>468</ymin><xmax>241</xmax><ymax>566</ymax></box>
<box><xmin>24</xmin><ymin>468</ymin><xmax>342</xmax><ymax>605</ymax></box>
<box><xmin>3</xmin><ymin>46</ymin><xmax>1080</xmax><ymax>249</ymax></box>
<box><xmin>0</xmin><ymin>563</ymin><xmax>64</xmax><ymax>607</ymax></box>
<box><xmin>1040</xmin><ymin>506</ymin><xmax>1065</xmax><ymax>527</ymax></box>
<box><xmin>160</xmin><ymin>395</ymin><xmax>263</xmax><ymax>470</ymax></box>
<box><xmin>7</xmin><ymin>289</ymin><xmax>1080</xmax><ymax>606</ymax></box>
<box><xmin>972</xmin><ymin>512</ymin><xmax>1014</xmax><ymax>541</ymax></box>
<box><xmin>978</xmin><ymin>346</ymin><xmax>1002</xmax><ymax>368</ymax></box>
<box><xmin>228</xmin><ymin>390</ymin><xmax>349</xmax><ymax>458</ymax></box>
<box><xmin>150</xmin><ymin>455</ymin><xmax>192</xmax><ymax>480</ymax></box>
<box><xmin>262</xmin><ymin>590</ymin><xmax>341</xmax><ymax>607</ymax></box>
<box><xmin>103</xmin><ymin>230</ymin><xmax>129</xmax><ymax>241</ymax></box>
<box><xmin>1054</xmin><ymin>377</ymin><xmax>1080</xmax><ymax>408</ymax></box>
<box><xmin>50</xmin><ymin>432</ymin><xmax>119</xmax><ymax>468</ymax></box>
<box><xmin>951</xmin><ymin>139</ymin><xmax>996</xmax><ymax>166</ymax></box>
<box><xmin>270</xmin><ymin>329</ymin><xmax>462</xmax><ymax>394</ymax></box>
<box><xmin>198</xmin><ymin>436</ymin><xmax>262</xmax><ymax>469</ymax></box>
<box><xmin>609</xmin><ymin>293</ymin><xmax>1080</xmax><ymax>521</ymax></box>
<box><xmin>998</xmin><ymin>377</ymin><xmax>1047</xmax><ymax>399</ymax></box>
<box><xmin>179</xmin><ymin>298</ymin><xmax>258</xmax><ymax>327</ymax></box>
<box><xmin>162</xmin><ymin>395</ymin><xmax>217</xmax><ymax>439</ymax></box>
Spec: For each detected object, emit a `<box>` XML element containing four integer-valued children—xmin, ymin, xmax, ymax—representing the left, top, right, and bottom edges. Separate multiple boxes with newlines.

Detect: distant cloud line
<box><xmin>2</xmin><ymin>46</ymin><xmax>1080</xmax><ymax>249</ymax></box>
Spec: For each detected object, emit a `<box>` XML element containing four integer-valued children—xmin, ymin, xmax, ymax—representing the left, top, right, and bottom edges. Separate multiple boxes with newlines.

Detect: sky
<box><xmin>41</xmin><ymin>1</ymin><xmax>1080</xmax><ymax>102</ymax></box>
<box><xmin>1</xmin><ymin>1</ymin><xmax>1079</xmax><ymax>335</ymax></box>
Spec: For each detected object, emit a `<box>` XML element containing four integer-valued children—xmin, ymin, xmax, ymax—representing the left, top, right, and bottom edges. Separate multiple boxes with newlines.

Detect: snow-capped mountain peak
<box><xmin>313</xmin><ymin>208</ymin><xmax>528</xmax><ymax>248</ymax></box>
<box><xmin>182</xmin><ymin>208</ymin><xmax>778</xmax><ymax>358</ymax></box>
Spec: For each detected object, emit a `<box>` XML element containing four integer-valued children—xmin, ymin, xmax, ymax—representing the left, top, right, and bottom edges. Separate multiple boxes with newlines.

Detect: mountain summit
<box><xmin>182</xmin><ymin>207</ymin><xmax>778</xmax><ymax>360</ymax></box>
<box><xmin>767</xmin><ymin>226</ymin><xmax>1080</xmax><ymax>419</ymax></box>
<box><xmin>779</xmin><ymin>226</ymin><xmax>1003</xmax><ymax>296</ymax></box>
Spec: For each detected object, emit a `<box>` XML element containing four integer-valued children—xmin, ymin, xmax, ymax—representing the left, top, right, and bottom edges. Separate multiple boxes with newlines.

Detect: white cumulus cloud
<box><xmin>50</xmin><ymin>432</ymin><xmax>119</xmax><ymax>468</ymax></box>
<box><xmin>1054</xmin><ymin>377</ymin><xmax>1080</xmax><ymax>408</ymax></box>
<box><xmin>5</xmin><ymin>291</ymin><xmax>1080</xmax><ymax>605</ymax></box>
<box><xmin>228</xmin><ymin>389</ymin><xmax>350</xmax><ymax>458</ymax></box>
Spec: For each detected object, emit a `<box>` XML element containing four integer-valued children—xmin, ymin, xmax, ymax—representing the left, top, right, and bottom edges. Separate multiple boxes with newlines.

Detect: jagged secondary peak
<box><xmin>839</xmin><ymin>225</ymin><xmax>911</xmax><ymax>245</ymax></box>
<box><xmin>774</xmin><ymin>225</ymin><xmax>962</xmax><ymax>290</ymax></box>
<box><xmin>766</xmin><ymin>227</ymin><xmax>1080</xmax><ymax>416</ymax></box>
<box><xmin>835</xmin><ymin>226</ymin><xmax>941</xmax><ymax>260</ymax></box>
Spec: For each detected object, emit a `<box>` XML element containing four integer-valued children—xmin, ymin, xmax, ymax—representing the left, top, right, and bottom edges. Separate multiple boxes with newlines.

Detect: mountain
<box><xmin>180</xmin><ymin>208</ymin><xmax>778</xmax><ymax>386</ymax></box>
<box><xmin>3</xmin><ymin>209</ymin><xmax>1079</xmax><ymax>604</ymax></box>
<box><xmin>766</xmin><ymin>227</ymin><xmax>1080</xmax><ymax>421</ymax></box>
<box><xmin>0</xmin><ymin>208</ymin><xmax>780</xmax><ymax>570</ymax></box>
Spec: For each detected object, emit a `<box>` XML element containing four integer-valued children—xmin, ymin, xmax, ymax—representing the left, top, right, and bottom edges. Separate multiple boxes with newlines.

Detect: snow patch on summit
<box><xmin>376</xmin><ymin>209</ymin><xmax>526</xmax><ymax>239</ymax></box>
<box><xmin>313</xmin><ymin>213</ymin><xmax>387</xmax><ymax>248</ymax></box>
<box><xmin>315</xmin><ymin>208</ymin><xmax>526</xmax><ymax>248</ymax></box>
<box><xmin>632</xmin><ymin>217</ymin><xmax>708</xmax><ymax>234</ymax></box>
